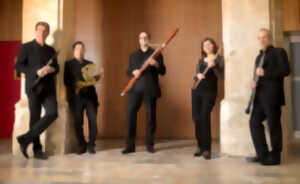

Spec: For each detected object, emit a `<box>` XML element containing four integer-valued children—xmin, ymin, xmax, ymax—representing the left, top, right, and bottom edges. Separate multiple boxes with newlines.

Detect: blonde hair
<box><xmin>35</xmin><ymin>21</ymin><xmax>50</xmax><ymax>32</ymax></box>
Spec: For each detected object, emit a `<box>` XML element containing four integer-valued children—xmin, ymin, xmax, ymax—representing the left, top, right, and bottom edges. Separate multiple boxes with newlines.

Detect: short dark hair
<box><xmin>139</xmin><ymin>32</ymin><xmax>151</xmax><ymax>40</ymax></box>
<box><xmin>35</xmin><ymin>21</ymin><xmax>50</xmax><ymax>31</ymax></box>
<box><xmin>72</xmin><ymin>41</ymin><xmax>85</xmax><ymax>50</ymax></box>
<box><xmin>201</xmin><ymin>37</ymin><xmax>218</xmax><ymax>58</ymax></box>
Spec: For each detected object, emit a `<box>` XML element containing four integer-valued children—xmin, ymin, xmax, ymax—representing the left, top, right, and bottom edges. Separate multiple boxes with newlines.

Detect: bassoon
<box><xmin>245</xmin><ymin>52</ymin><xmax>266</xmax><ymax>114</ymax></box>
<box><xmin>120</xmin><ymin>27</ymin><xmax>180</xmax><ymax>96</ymax></box>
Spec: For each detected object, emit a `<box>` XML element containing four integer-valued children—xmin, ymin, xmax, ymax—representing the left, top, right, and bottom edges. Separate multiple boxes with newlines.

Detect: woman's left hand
<box><xmin>207</xmin><ymin>57</ymin><xmax>216</xmax><ymax>68</ymax></box>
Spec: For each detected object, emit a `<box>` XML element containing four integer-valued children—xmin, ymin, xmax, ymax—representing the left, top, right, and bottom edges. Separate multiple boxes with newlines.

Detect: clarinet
<box><xmin>245</xmin><ymin>53</ymin><xmax>265</xmax><ymax>114</ymax></box>
<box><xmin>31</xmin><ymin>51</ymin><xmax>59</xmax><ymax>91</ymax></box>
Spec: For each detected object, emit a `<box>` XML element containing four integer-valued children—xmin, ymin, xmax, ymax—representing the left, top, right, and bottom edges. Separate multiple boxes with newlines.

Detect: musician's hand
<box><xmin>256</xmin><ymin>67</ymin><xmax>264</xmax><ymax>76</ymax></box>
<box><xmin>94</xmin><ymin>75</ymin><xmax>101</xmax><ymax>81</ymax></box>
<box><xmin>149</xmin><ymin>58</ymin><xmax>159</xmax><ymax>67</ymax></box>
<box><xmin>100</xmin><ymin>68</ymin><xmax>104</xmax><ymax>77</ymax></box>
<box><xmin>133</xmin><ymin>69</ymin><xmax>141</xmax><ymax>78</ymax></box>
<box><xmin>37</xmin><ymin>68</ymin><xmax>48</xmax><ymax>78</ymax></box>
<box><xmin>77</xmin><ymin>81</ymin><xmax>85</xmax><ymax>88</ymax></box>
<box><xmin>251</xmin><ymin>81</ymin><xmax>257</xmax><ymax>89</ymax></box>
<box><xmin>197</xmin><ymin>73</ymin><xmax>205</xmax><ymax>80</ymax></box>
<box><xmin>45</xmin><ymin>66</ymin><xmax>55</xmax><ymax>73</ymax></box>
<box><xmin>206</xmin><ymin>56</ymin><xmax>216</xmax><ymax>68</ymax></box>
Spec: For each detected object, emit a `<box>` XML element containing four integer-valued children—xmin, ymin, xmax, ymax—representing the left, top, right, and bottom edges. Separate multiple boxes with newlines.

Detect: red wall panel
<box><xmin>0</xmin><ymin>41</ymin><xmax>21</xmax><ymax>138</ymax></box>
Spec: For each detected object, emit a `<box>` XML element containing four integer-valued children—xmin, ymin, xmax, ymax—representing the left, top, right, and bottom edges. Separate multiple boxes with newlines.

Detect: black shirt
<box><xmin>15</xmin><ymin>39</ymin><xmax>59</xmax><ymax>95</ymax></box>
<box><xmin>193</xmin><ymin>56</ymin><xmax>224</xmax><ymax>97</ymax></box>
<box><xmin>255</xmin><ymin>45</ymin><xmax>290</xmax><ymax>106</ymax></box>
<box><xmin>127</xmin><ymin>48</ymin><xmax>166</xmax><ymax>98</ymax></box>
<box><xmin>64</xmin><ymin>59</ymin><xmax>98</xmax><ymax>105</ymax></box>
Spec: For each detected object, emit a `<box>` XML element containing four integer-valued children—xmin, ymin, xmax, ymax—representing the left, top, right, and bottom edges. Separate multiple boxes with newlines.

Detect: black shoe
<box><xmin>194</xmin><ymin>149</ymin><xmax>203</xmax><ymax>157</ymax></box>
<box><xmin>17</xmin><ymin>136</ymin><xmax>29</xmax><ymax>159</ymax></box>
<box><xmin>246</xmin><ymin>156</ymin><xmax>260</xmax><ymax>163</ymax></box>
<box><xmin>203</xmin><ymin>151</ymin><xmax>211</xmax><ymax>160</ymax></box>
<box><xmin>77</xmin><ymin>146</ymin><xmax>87</xmax><ymax>155</ymax></box>
<box><xmin>121</xmin><ymin>148</ymin><xmax>135</xmax><ymax>155</ymax></box>
<box><xmin>147</xmin><ymin>146</ymin><xmax>155</xmax><ymax>153</ymax></box>
<box><xmin>88</xmin><ymin>146</ymin><xmax>96</xmax><ymax>154</ymax></box>
<box><xmin>261</xmin><ymin>155</ymin><xmax>281</xmax><ymax>166</ymax></box>
<box><xmin>34</xmin><ymin>151</ymin><xmax>48</xmax><ymax>160</ymax></box>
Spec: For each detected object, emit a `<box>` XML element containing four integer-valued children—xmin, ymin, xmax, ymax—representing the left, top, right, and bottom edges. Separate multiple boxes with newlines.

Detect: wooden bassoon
<box><xmin>120</xmin><ymin>27</ymin><xmax>180</xmax><ymax>96</ymax></box>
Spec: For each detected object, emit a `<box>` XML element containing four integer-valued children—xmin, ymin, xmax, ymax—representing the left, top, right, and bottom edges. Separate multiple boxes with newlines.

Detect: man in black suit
<box><xmin>122</xmin><ymin>32</ymin><xmax>166</xmax><ymax>154</ymax></box>
<box><xmin>247</xmin><ymin>28</ymin><xmax>290</xmax><ymax>165</ymax></box>
<box><xmin>64</xmin><ymin>41</ymin><xmax>100</xmax><ymax>154</ymax></box>
<box><xmin>15</xmin><ymin>22</ymin><xmax>59</xmax><ymax>160</ymax></box>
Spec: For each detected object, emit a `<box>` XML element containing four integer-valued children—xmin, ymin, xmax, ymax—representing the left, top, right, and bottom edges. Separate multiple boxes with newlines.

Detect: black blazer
<box><xmin>127</xmin><ymin>48</ymin><xmax>166</xmax><ymax>98</ymax></box>
<box><xmin>15</xmin><ymin>40</ymin><xmax>59</xmax><ymax>95</ymax></box>
<box><xmin>193</xmin><ymin>56</ymin><xmax>224</xmax><ymax>98</ymax></box>
<box><xmin>256</xmin><ymin>46</ymin><xmax>290</xmax><ymax>106</ymax></box>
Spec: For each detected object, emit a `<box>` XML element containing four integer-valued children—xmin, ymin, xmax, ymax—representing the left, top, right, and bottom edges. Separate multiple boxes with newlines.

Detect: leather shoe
<box><xmin>17</xmin><ymin>136</ymin><xmax>29</xmax><ymax>159</ymax></box>
<box><xmin>77</xmin><ymin>146</ymin><xmax>87</xmax><ymax>155</ymax></box>
<box><xmin>203</xmin><ymin>151</ymin><xmax>211</xmax><ymax>160</ymax></box>
<box><xmin>246</xmin><ymin>156</ymin><xmax>260</xmax><ymax>163</ymax></box>
<box><xmin>147</xmin><ymin>146</ymin><xmax>155</xmax><ymax>153</ymax></box>
<box><xmin>34</xmin><ymin>151</ymin><xmax>48</xmax><ymax>160</ymax></box>
<box><xmin>121</xmin><ymin>148</ymin><xmax>135</xmax><ymax>154</ymax></box>
<box><xmin>88</xmin><ymin>146</ymin><xmax>96</xmax><ymax>154</ymax></box>
<box><xmin>194</xmin><ymin>149</ymin><xmax>203</xmax><ymax>157</ymax></box>
<box><xmin>261</xmin><ymin>155</ymin><xmax>281</xmax><ymax>166</ymax></box>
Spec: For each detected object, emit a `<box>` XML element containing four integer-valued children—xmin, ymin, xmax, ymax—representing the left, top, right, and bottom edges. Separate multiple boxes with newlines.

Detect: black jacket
<box><xmin>15</xmin><ymin>40</ymin><xmax>59</xmax><ymax>95</ymax></box>
<box><xmin>193</xmin><ymin>56</ymin><xmax>224</xmax><ymax>97</ymax></box>
<box><xmin>255</xmin><ymin>46</ymin><xmax>290</xmax><ymax>106</ymax></box>
<box><xmin>127</xmin><ymin>48</ymin><xmax>166</xmax><ymax>98</ymax></box>
<box><xmin>64</xmin><ymin>59</ymin><xmax>98</xmax><ymax>106</ymax></box>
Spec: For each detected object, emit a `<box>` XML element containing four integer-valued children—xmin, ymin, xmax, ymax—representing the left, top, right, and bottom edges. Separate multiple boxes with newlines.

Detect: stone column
<box><xmin>221</xmin><ymin>0</ymin><xmax>270</xmax><ymax>156</ymax></box>
<box><xmin>13</xmin><ymin>0</ymin><xmax>77</xmax><ymax>155</ymax></box>
<box><xmin>221</xmin><ymin>0</ymin><xmax>290</xmax><ymax>158</ymax></box>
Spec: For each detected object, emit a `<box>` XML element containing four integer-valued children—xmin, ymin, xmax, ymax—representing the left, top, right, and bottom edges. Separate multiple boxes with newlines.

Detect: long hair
<box><xmin>201</xmin><ymin>37</ymin><xmax>218</xmax><ymax>59</ymax></box>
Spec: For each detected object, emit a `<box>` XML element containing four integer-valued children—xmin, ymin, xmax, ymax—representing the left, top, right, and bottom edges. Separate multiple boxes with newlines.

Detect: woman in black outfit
<box><xmin>192</xmin><ymin>38</ymin><xmax>224</xmax><ymax>159</ymax></box>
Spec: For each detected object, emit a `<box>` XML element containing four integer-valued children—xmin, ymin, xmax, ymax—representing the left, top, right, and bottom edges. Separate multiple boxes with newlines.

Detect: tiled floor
<box><xmin>0</xmin><ymin>139</ymin><xmax>300</xmax><ymax>184</ymax></box>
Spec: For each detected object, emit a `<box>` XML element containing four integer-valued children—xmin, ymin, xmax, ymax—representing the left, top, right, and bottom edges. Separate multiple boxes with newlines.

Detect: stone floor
<box><xmin>0</xmin><ymin>139</ymin><xmax>300</xmax><ymax>184</ymax></box>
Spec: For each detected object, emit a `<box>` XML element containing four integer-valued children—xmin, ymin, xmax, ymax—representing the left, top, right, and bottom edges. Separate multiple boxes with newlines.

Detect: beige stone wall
<box><xmin>221</xmin><ymin>0</ymin><xmax>292</xmax><ymax>159</ymax></box>
<box><xmin>221</xmin><ymin>0</ymin><xmax>270</xmax><ymax>156</ymax></box>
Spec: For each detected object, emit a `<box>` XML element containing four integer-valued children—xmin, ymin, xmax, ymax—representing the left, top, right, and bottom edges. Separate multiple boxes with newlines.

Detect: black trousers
<box><xmin>250</xmin><ymin>97</ymin><xmax>282</xmax><ymax>159</ymax></box>
<box><xmin>22</xmin><ymin>91</ymin><xmax>58</xmax><ymax>152</ymax></box>
<box><xmin>126</xmin><ymin>92</ymin><xmax>157</xmax><ymax>149</ymax></box>
<box><xmin>72</xmin><ymin>97</ymin><xmax>98</xmax><ymax>148</ymax></box>
<box><xmin>192</xmin><ymin>91</ymin><xmax>215</xmax><ymax>151</ymax></box>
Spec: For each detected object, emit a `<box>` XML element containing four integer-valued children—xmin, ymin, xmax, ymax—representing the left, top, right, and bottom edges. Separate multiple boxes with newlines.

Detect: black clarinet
<box><xmin>31</xmin><ymin>51</ymin><xmax>59</xmax><ymax>91</ymax></box>
<box><xmin>245</xmin><ymin>52</ymin><xmax>265</xmax><ymax>114</ymax></box>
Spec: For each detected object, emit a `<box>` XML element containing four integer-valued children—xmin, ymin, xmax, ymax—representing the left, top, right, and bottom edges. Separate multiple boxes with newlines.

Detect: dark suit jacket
<box><xmin>127</xmin><ymin>48</ymin><xmax>166</xmax><ymax>98</ymax></box>
<box><xmin>15</xmin><ymin>40</ymin><xmax>59</xmax><ymax>95</ymax></box>
<box><xmin>256</xmin><ymin>46</ymin><xmax>290</xmax><ymax>106</ymax></box>
<box><xmin>64</xmin><ymin>59</ymin><xmax>98</xmax><ymax>106</ymax></box>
